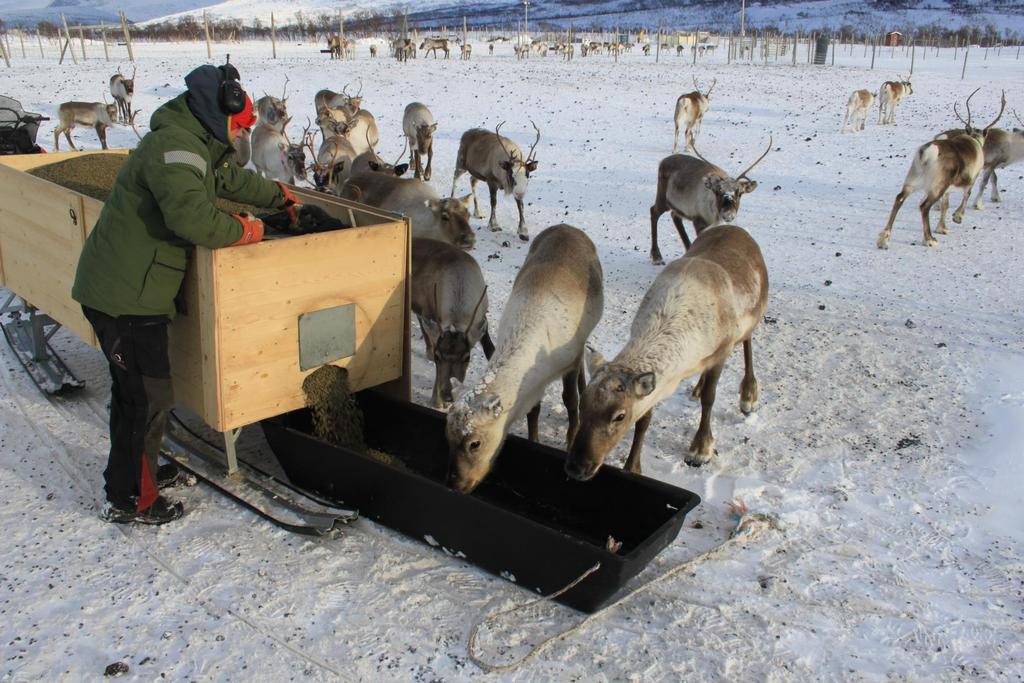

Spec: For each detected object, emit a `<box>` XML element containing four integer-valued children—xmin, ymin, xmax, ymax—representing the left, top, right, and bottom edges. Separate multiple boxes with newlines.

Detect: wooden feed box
<box><xmin>0</xmin><ymin>150</ymin><xmax>411</xmax><ymax>436</ymax></box>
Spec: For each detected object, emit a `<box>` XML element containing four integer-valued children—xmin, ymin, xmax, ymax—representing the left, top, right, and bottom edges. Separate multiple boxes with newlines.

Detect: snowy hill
<box><xmin>3</xmin><ymin>0</ymin><xmax>1024</xmax><ymax>34</ymax></box>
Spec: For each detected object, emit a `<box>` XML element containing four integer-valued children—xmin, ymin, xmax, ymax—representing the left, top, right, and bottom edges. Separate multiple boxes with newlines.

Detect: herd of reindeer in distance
<box><xmin>48</xmin><ymin>39</ymin><xmax>1023</xmax><ymax>494</ymax></box>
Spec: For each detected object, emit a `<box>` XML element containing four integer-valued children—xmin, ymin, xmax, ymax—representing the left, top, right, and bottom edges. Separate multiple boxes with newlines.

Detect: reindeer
<box><xmin>461</xmin><ymin>43</ymin><xmax>472</xmax><ymax>60</ymax></box>
<box><xmin>532</xmin><ymin>41</ymin><xmax>548</xmax><ymax>57</ymax></box>
<box><xmin>312</xmin><ymin>113</ymin><xmax>358</xmax><ymax>192</ymax></box>
<box><xmin>673</xmin><ymin>76</ymin><xmax>716</xmax><ymax>153</ymax></box>
<box><xmin>642</xmin><ymin>43</ymin><xmax>651</xmax><ymax>56</ymax></box>
<box><xmin>344</xmin><ymin>38</ymin><xmax>357</xmax><ymax>59</ymax></box>
<box><xmin>402</xmin><ymin>102</ymin><xmax>437</xmax><ymax>181</ymax></box>
<box><xmin>971</xmin><ymin>108</ymin><xmax>1024</xmax><ymax>209</ymax></box>
<box><xmin>451</xmin><ymin>122</ymin><xmax>540</xmax><ymax>241</ymax></box>
<box><xmin>255</xmin><ymin>77</ymin><xmax>290</xmax><ymax>133</ymax></box>
<box><xmin>878</xmin><ymin>78</ymin><xmax>913</xmax><ymax>125</ymax></box>
<box><xmin>676</xmin><ymin>45</ymin><xmax>685</xmax><ymax>56</ymax></box>
<box><xmin>412</xmin><ymin>238</ymin><xmax>496</xmax><ymax>408</ymax></box>
<box><xmin>341</xmin><ymin>173</ymin><xmax>476</xmax><ymax>249</ymax></box>
<box><xmin>349</xmin><ymin>142</ymin><xmax>409</xmax><ymax>178</ymax></box>
<box><xmin>53</xmin><ymin>102</ymin><xmax>119</xmax><ymax>150</ymax></box>
<box><xmin>877</xmin><ymin>90</ymin><xmax>999</xmax><ymax>249</ymax></box>
<box><xmin>566</xmin><ymin>225</ymin><xmax>767</xmax><ymax>478</ymax></box>
<box><xmin>514</xmin><ymin>44</ymin><xmax>529</xmax><ymax>60</ymax></box>
<box><xmin>327</xmin><ymin>35</ymin><xmax>343</xmax><ymax>59</ymax></box>
<box><xmin>421</xmin><ymin>37</ymin><xmax>450</xmax><ymax>59</ymax></box>
<box><xmin>369</xmin><ymin>44</ymin><xmax>378</xmax><ymax>58</ymax></box>
<box><xmin>314</xmin><ymin>81</ymin><xmax>362</xmax><ymax>117</ymax></box>
<box><xmin>842</xmin><ymin>89</ymin><xmax>875</xmax><ymax>133</ymax></box>
<box><xmin>109</xmin><ymin>67</ymin><xmax>136</xmax><ymax>124</ymax></box>
<box><xmin>650</xmin><ymin>138</ymin><xmax>771</xmax><ymax>264</ymax></box>
<box><xmin>489</xmin><ymin>43</ymin><xmax>494</xmax><ymax>55</ymax></box>
<box><xmin>446</xmin><ymin>225</ymin><xmax>604</xmax><ymax>493</ymax></box>
<box><xmin>251</xmin><ymin>118</ymin><xmax>306</xmax><ymax>184</ymax></box>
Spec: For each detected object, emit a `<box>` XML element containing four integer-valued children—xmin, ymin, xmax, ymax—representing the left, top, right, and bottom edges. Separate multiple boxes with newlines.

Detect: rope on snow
<box><xmin>467</xmin><ymin>497</ymin><xmax>784</xmax><ymax>673</ymax></box>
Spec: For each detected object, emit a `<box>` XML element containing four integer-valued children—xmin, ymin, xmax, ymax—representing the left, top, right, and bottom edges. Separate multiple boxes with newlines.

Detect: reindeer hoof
<box><xmin>924</xmin><ymin>238</ymin><xmax>939</xmax><ymax>247</ymax></box>
<box><xmin>518</xmin><ymin>232</ymin><xmax>529</xmax><ymax>242</ymax></box>
<box><xmin>952</xmin><ymin>213</ymin><xmax>964</xmax><ymax>224</ymax></box>
<box><xmin>936</xmin><ymin>226</ymin><xmax>949</xmax><ymax>235</ymax></box>
<box><xmin>876</xmin><ymin>235</ymin><xmax>890</xmax><ymax>250</ymax></box>
<box><xmin>740</xmin><ymin>398</ymin><xmax>758</xmax><ymax>415</ymax></box>
<box><xmin>651</xmin><ymin>254</ymin><xmax>665</xmax><ymax>266</ymax></box>
<box><xmin>684</xmin><ymin>447</ymin><xmax>715</xmax><ymax>467</ymax></box>
<box><xmin>488</xmin><ymin>223</ymin><xmax>502</xmax><ymax>232</ymax></box>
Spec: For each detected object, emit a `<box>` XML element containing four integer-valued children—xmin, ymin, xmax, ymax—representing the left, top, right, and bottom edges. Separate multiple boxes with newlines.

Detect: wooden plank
<box><xmin>208</xmin><ymin>222</ymin><xmax>407</xmax><ymax>429</ymax></box>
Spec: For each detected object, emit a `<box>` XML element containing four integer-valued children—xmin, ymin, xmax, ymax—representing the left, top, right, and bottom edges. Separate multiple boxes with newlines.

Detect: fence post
<box><xmin>37</xmin><ymin>32</ymin><xmax>44</xmax><ymax>58</ymax></box>
<box><xmin>203</xmin><ymin>10</ymin><xmax>212</xmax><ymax>61</ymax></box>
<box><xmin>0</xmin><ymin>35</ymin><xmax>10</xmax><ymax>68</ymax></box>
<box><xmin>120</xmin><ymin>12</ymin><xmax>134</xmax><ymax>63</ymax></box>
<box><xmin>101</xmin><ymin>23</ymin><xmax>109</xmax><ymax>60</ymax></box>
<box><xmin>61</xmin><ymin>14</ymin><xmax>78</xmax><ymax>64</ymax></box>
<box><xmin>961</xmin><ymin>45</ymin><xmax>969</xmax><ymax>79</ymax></box>
<box><xmin>910</xmin><ymin>41</ymin><xmax>914</xmax><ymax>75</ymax></box>
<box><xmin>18</xmin><ymin>31</ymin><xmax>26</xmax><ymax>58</ymax></box>
<box><xmin>870</xmin><ymin>39</ymin><xmax>875</xmax><ymax>70</ymax></box>
<box><xmin>271</xmin><ymin>13</ymin><xmax>277</xmax><ymax>59</ymax></box>
<box><xmin>78</xmin><ymin>24</ymin><xmax>86</xmax><ymax>60</ymax></box>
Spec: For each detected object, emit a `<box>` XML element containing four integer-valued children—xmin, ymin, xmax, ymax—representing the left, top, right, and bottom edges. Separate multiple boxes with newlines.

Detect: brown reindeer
<box><xmin>673</xmin><ymin>76</ymin><xmax>716</xmax><ymax>152</ymax></box>
<box><xmin>566</xmin><ymin>225</ymin><xmax>768</xmax><ymax>478</ymax></box>
<box><xmin>53</xmin><ymin>102</ymin><xmax>119</xmax><ymax>150</ymax></box>
<box><xmin>649</xmin><ymin>138</ymin><xmax>771</xmax><ymax>264</ymax></box>
<box><xmin>877</xmin><ymin>90</ymin><xmax>1001</xmax><ymax>249</ymax></box>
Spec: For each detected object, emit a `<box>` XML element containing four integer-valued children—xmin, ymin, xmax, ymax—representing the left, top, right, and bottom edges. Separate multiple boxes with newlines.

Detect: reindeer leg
<box><xmin>952</xmin><ymin>186</ymin><xmax>971</xmax><ymax>224</ymax></box>
<box><xmin>685</xmin><ymin>363</ymin><xmax>723</xmax><ymax>466</ymax></box>
<box><xmin>413</xmin><ymin>150</ymin><xmax>423</xmax><ymax>180</ymax></box>
<box><xmin>877</xmin><ymin>188</ymin><xmax>910</xmax><ymax>249</ymax></box>
<box><xmin>450</xmin><ymin>167</ymin><xmax>465</xmax><ymax>199</ymax></box>
<box><xmin>487</xmin><ymin>182</ymin><xmax>501</xmax><ymax>232</ymax></box>
<box><xmin>562</xmin><ymin>358</ymin><xmax>584</xmax><ymax>448</ymax></box>
<box><xmin>480</xmin><ymin>330</ymin><xmax>495</xmax><ymax>360</ymax></box>
<box><xmin>53</xmin><ymin>129</ymin><xmax>61</xmax><ymax>151</ymax></box>
<box><xmin>990</xmin><ymin>169</ymin><xmax>1000</xmax><ymax>203</ymax></box>
<box><xmin>919</xmin><ymin>192</ymin><xmax>941</xmax><ymax>247</ymax></box>
<box><xmin>64</xmin><ymin>129</ymin><xmax>77</xmax><ymax>151</ymax></box>
<box><xmin>936</xmin><ymin>194</ymin><xmax>950</xmax><ymax>234</ymax></box>
<box><xmin>526</xmin><ymin>403</ymin><xmax>541</xmax><ymax>442</ymax></box>
<box><xmin>424</xmin><ymin>144</ymin><xmax>433</xmax><ymax>182</ymax></box>
<box><xmin>650</xmin><ymin>203</ymin><xmax>668</xmax><ymax>265</ymax></box>
<box><xmin>690</xmin><ymin>371</ymin><xmax>706</xmax><ymax>400</ymax></box>
<box><xmin>739</xmin><ymin>338</ymin><xmax>759</xmax><ymax>415</ymax></box>
<box><xmin>624</xmin><ymin>410</ymin><xmax>652</xmax><ymax>474</ymax></box>
<box><xmin>515</xmin><ymin>197</ymin><xmax>528</xmax><ymax>241</ymax></box>
<box><xmin>672</xmin><ymin>122</ymin><xmax>680</xmax><ymax>154</ymax></box>
<box><xmin>96</xmin><ymin>124</ymin><xmax>109</xmax><ymax>151</ymax></box>
<box><xmin>468</xmin><ymin>178</ymin><xmax>485</xmax><ymax>219</ymax></box>
<box><xmin>670</xmin><ymin>211</ymin><xmax>693</xmax><ymax>250</ymax></box>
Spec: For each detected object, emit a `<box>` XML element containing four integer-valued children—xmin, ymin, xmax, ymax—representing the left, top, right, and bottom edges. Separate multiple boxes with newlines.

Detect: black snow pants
<box><xmin>83</xmin><ymin>306</ymin><xmax>174</xmax><ymax>512</ymax></box>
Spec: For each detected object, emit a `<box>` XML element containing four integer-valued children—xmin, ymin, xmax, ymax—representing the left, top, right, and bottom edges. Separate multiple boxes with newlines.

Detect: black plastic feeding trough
<box><xmin>261</xmin><ymin>392</ymin><xmax>701</xmax><ymax>612</ymax></box>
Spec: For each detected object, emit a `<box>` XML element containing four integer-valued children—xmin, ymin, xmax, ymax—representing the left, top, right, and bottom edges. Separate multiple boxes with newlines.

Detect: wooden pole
<box><xmin>120</xmin><ymin>12</ymin><xmax>134</xmax><ymax>63</ymax></box>
<box><xmin>78</xmin><ymin>24</ymin><xmax>86</xmax><ymax>60</ymax></box>
<box><xmin>0</xmin><ymin>35</ymin><xmax>10</xmax><ymax>68</ymax></box>
<box><xmin>793</xmin><ymin>32</ymin><xmax>798</xmax><ymax>65</ymax></box>
<box><xmin>271</xmin><ymin>13</ymin><xmax>277</xmax><ymax>59</ymax></box>
<box><xmin>61</xmin><ymin>14</ymin><xmax>78</xmax><ymax>64</ymax></box>
<box><xmin>37</xmin><ymin>32</ymin><xmax>44</xmax><ymax>59</ymax></box>
<box><xmin>19</xmin><ymin>31</ymin><xmax>26</xmax><ymax>59</ymax></box>
<box><xmin>909</xmin><ymin>41</ymin><xmax>915</xmax><ymax>75</ymax></box>
<box><xmin>961</xmin><ymin>45</ymin><xmax>969</xmax><ymax>79</ymax></box>
<box><xmin>338</xmin><ymin>9</ymin><xmax>344</xmax><ymax>58</ymax></box>
<box><xmin>870</xmin><ymin>39</ymin><xmax>876</xmax><ymax>70</ymax></box>
<box><xmin>101</xmin><ymin>23</ymin><xmax>109</xmax><ymax>60</ymax></box>
<box><xmin>656</xmin><ymin>22</ymin><xmax>661</xmax><ymax>63</ymax></box>
<box><xmin>831</xmin><ymin>34</ymin><xmax>835</xmax><ymax>65</ymax></box>
<box><xmin>203</xmin><ymin>10</ymin><xmax>212</xmax><ymax>60</ymax></box>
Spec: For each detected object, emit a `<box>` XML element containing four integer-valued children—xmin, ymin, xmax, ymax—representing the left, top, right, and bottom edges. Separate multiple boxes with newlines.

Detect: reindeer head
<box><xmin>415</xmin><ymin>122</ymin><xmax>437</xmax><ymax>154</ymax></box>
<box><xmin>426</xmin><ymin>195</ymin><xmax>475</xmax><ymax>250</ymax></box>
<box><xmin>566</xmin><ymin>359</ymin><xmax>656</xmax><ymax>481</ymax></box>
<box><xmin>105</xmin><ymin>104</ymin><xmax>120</xmax><ymax>122</ymax></box>
<box><xmin>123</xmin><ymin>67</ymin><xmax>136</xmax><ymax>95</ymax></box>
<box><xmin>423</xmin><ymin>287</ymin><xmax>488</xmax><ymax>408</ymax></box>
<box><xmin>495</xmin><ymin>121</ymin><xmax>540</xmax><ymax>199</ymax></box>
<box><xmin>367</xmin><ymin>142</ymin><xmax>410</xmax><ymax>176</ymax></box>
<box><xmin>446</xmin><ymin>387</ymin><xmax>509</xmax><ymax>493</ymax></box>
<box><xmin>693</xmin><ymin>137</ymin><xmax>772</xmax><ymax>224</ymax></box>
<box><xmin>286</xmin><ymin>143</ymin><xmax>306</xmax><ymax>181</ymax></box>
<box><xmin>693</xmin><ymin>76</ymin><xmax>717</xmax><ymax>101</ymax></box>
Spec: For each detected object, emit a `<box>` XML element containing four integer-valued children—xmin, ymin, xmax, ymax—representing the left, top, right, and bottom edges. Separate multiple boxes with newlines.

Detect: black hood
<box><xmin>184</xmin><ymin>65</ymin><xmax>231</xmax><ymax>146</ymax></box>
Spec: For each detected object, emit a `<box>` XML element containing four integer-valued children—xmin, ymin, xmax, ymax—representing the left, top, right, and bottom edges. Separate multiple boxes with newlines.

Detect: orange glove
<box><xmin>275</xmin><ymin>180</ymin><xmax>303</xmax><ymax>227</ymax></box>
<box><xmin>230</xmin><ymin>212</ymin><xmax>264</xmax><ymax>246</ymax></box>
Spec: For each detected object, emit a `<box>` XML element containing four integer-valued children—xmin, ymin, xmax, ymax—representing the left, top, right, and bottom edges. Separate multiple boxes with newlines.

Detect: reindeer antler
<box><xmin>356</xmin><ymin>78</ymin><xmax>363</xmax><ymax>98</ymax></box>
<box><xmin>983</xmin><ymin>90</ymin><xmax>1006</xmax><ymax>134</ymax></box>
<box><xmin>705</xmin><ymin>78</ymin><xmax>717</xmax><ymax>98</ymax></box>
<box><xmin>527</xmin><ymin>120</ymin><xmax>541</xmax><ymax>162</ymax></box>
<box><xmin>494</xmin><ymin>122</ymin><xmax>516</xmax><ymax>160</ymax></box>
<box><xmin>688</xmin><ymin>139</ymin><xmax>716</xmax><ymax>166</ymax></box>
<box><xmin>130</xmin><ymin>65</ymin><xmax>136</xmax><ymax>80</ymax></box>
<box><xmin>394</xmin><ymin>136</ymin><xmax>408</xmax><ymax>167</ymax></box>
<box><xmin>1014</xmin><ymin>109</ymin><xmax>1024</xmax><ymax>129</ymax></box>
<box><xmin>281</xmin><ymin>75</ymin><xmax>290</xmax><ymax>102</ymax></box>
<box><xmin>692</xmin><ymin>75</ymin><xmax>700</xmax><ymax>92</ymax></box>
<box><xmin>737</xmin><ymin>136</ymin><xmax>773</xmax><ymax>180</ymax></box>
<box><xmin>955</xmin><ymin>88</ymin><xmax>980</xmax><ymax>130</ymax></box>
<box><xmin>129</xmin><ymin>109</ymin><xmax>144</xmax><ymax>140</ymax></box>
<box><xmin>466</xmin><ymin>286</ymin><xmax>488</xmax><ymax>334</ymax></box>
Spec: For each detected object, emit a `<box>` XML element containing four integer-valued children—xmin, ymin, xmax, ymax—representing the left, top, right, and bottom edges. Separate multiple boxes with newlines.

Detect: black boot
<box><xmin>101</xmin><ymin>495</ymin><xmax>184</xmax><ymax>525</ymax></box>
<box><xmin>156</xmin><ymin>463</ymin><xmax>180</xmax><ymax>489</ymax></box>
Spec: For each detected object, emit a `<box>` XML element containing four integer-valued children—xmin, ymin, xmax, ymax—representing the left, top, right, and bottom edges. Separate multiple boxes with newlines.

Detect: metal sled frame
<box><xmin>1</xmin><ymin>292</ymin><xmax>85</xmax><ymax>394</ymax></box>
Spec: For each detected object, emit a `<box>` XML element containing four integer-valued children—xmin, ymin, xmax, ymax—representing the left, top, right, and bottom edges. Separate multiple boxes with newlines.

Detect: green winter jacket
<box><xmin>71</xmin><ymin>92</ymin><xmax>284</xmax><ymax>319</ymax></box>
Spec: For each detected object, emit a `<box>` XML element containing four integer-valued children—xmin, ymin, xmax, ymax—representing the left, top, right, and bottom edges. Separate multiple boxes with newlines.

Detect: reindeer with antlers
<box><xmin>109</xmin><ymin>67</ymin><xmax>136</xmax><ymax>124</ymax></box>
<box><xmin>878</xmin><ymin>77</ymin><xmax>913</xmax><ymax>125</ymax></box>
<box><xmin>451</xmin><ymin>122</ymin><xmax>540</xmax><ymax>241</ymax></box>
<box><xmin>877</xmin><ymin>89</ymin><xmax>1002</xmax><ymax>249</ymax></box>
<box><xmin>673</xmin><ymin>76</ymin><xmax>716</xmax><ymax>153</ymax></box>
<box><xmin>650</xmin><ymin>138</ymin><xmax>771</xmax><ymax>264</ymax></box>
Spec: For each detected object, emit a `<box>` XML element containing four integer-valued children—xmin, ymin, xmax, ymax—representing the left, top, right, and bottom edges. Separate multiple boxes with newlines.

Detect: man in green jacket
<box><xmin>72</xmin><ymin>63</ymin><xmax>302</xmax><ymax>525</ymax></box>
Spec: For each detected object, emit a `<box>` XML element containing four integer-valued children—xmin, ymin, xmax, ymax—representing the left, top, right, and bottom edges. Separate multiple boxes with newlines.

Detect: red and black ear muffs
<box><xmin>218</xmin><ymin>61</ymin><xmax>246</xmax><ymax>115</ymax></box>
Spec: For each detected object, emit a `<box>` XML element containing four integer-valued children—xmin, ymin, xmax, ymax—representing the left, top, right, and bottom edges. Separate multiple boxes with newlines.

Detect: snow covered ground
<box><xmin>2</xmin><ymin>38</ymin><xmax>1023</xmax><ymax>681</ymax></box>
